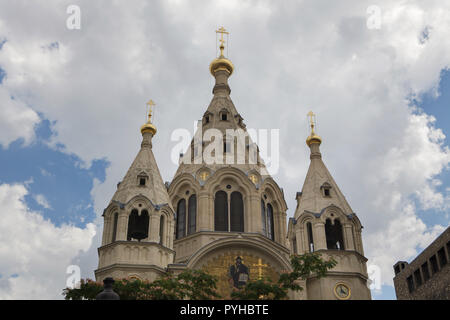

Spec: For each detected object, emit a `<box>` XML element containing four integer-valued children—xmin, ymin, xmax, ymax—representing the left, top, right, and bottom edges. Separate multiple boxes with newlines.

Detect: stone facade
<box><xmin>95</xmin><ymin>38</ymin><xmax>371</xmax><ymax>300</ymax></box>
<box><xmin>393</xmin><ymin>227</ymin><xmax>450</xmax><ymax>300</ymax></box>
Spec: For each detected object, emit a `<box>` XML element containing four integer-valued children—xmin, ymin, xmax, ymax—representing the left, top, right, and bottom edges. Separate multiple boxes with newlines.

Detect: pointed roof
<box><xmin>110</xmin><ymin>128</ymin><xmax>172</xmax><ymax>211</ymax></box>
<box><xmin>294</xmin><ymin>125</ymin><xmax>353</xmax><ymax>220</ymax></box>
<box><xmin>171</xmin><ymin>30</ymin><xmax>272</xmax><ymax>182</ymax></box>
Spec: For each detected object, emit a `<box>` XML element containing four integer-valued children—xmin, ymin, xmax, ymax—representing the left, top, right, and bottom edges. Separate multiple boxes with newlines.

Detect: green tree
<box><xmin>63</xmin><ymin>269</ymin><xmax>220</xmax><ymax>300</ymax></box>
<box><xmin>230</xmin><ymin>252</ymin><xmax>337</xmax><ymax>300</ymax></box>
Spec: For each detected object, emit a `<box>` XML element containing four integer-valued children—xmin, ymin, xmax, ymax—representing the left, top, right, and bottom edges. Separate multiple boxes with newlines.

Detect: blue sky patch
<box><xmin>0</xmin><ymin>117</ymin><xmax>108</xmax><ymax>228</ymax></box>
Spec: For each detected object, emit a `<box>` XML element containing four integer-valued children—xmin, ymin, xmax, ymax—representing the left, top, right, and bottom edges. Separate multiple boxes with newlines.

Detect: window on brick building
<box><xmin>421</xmin><ymin>262</ymin><xmax>430</xmax><ymax>282</ymax></box>
<box><xmin>407</xmin><ymin>275</ymin><xmax>414</xmax><ymax>293</ymax></box>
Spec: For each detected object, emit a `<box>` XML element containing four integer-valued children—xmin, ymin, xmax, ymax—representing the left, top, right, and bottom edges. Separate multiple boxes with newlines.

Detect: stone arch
<box><xmin>260</xmin><ymin>178</ymin><xmax>287</xmax><ymax>243</ymax></box>
<box><xmin>103</xmin><ymin>204</ymin><xmax>120</xmax><ymax>245</ymax></box>
<box><xmin>168</xmin><ymin>173</ymin><xmax>200</xmax><ymax>205</ymax></box>
<box><xmin>186</xmin><ymin>237</ymin><xmax>292</xmax><ymax>273</ymax></box>
<box><xmin>206</xmin><ymin>167</ymin><xmax>255</xmax><ymax>196</ymax></box>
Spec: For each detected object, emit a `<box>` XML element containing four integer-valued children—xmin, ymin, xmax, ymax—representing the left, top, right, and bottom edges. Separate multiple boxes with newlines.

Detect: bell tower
<box><xmin>95</xmin><ymin>101</ymin><xmax>175</xmax><ymax>282</ymax></box>
<box><xmin>287</xmin><ymin>112</ymin><xmax>371</xmax><ymax>300</ymax></box>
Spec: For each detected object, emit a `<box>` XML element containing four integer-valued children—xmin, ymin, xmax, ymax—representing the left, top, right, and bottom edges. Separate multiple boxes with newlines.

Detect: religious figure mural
<box><xmin>229</xmin><ymin>256</ymin><xmax>249</xmax><ymax>288</ymax></box>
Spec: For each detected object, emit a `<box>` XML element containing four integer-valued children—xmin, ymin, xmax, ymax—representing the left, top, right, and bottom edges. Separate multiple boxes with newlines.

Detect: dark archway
<box><xmin>176</xmin><ymin>199</ymin><xmax>186</xmax><ymax>239</ymax></box>
<box><xmin>230</xmin><ymin>192</ymin><xmax>244</xmax><ymax>232</ymax></box>
<box><xmin>267</xmin><ymin>204</ymin><xmax>275</xmax><ymax>241</ymax></box>
<box><xmin>325</xmin><ymin>218</ymin><xmax>345</xmax><ymax>250</ymax></box>
<box><xmin>127</xmin><ymin>209</ymin><xmax>149</xmax><ymax>241</ymax></box>
<box><xmin>188</xmin><ymin>195</ymin><xmax>197</xmax><ymax>235</ymax></box>
<box><xmin>214</xmin><ymin>191</ymin><xmax>228</xmax><ymax>231</ymax></box>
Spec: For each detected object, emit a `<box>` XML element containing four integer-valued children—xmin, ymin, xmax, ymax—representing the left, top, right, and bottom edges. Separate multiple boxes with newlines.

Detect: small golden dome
<box><xmin>306</xmin><ymin>110</ymin><xmax>322</xmax><ymax>146</ymax></box>
<box><xmin>141</xmin><ymin>122</ymin><xmax>157</xmax><ymax>136</ymax></box>
<box><xmin>306</xmin><ymin>133</ymin><xmax>322</xmax><ymax>146</ymax></box>
<box><xmin>141</xmin><ymin>99</ymin><xmax>157</xmax><ymax>136</ymax></box>
<box><xmin>209</xmin><ymin>54</ymin><xmax>234</xmax><ymax>76</ymax></box>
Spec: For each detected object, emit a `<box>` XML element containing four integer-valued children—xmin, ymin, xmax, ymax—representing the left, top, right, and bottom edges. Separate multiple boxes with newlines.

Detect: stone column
<box><xmin>198</xmin><ymin>191</ymin><xmax>210</xmax><ymax>231</ymax></box>
<box><xmin>102</xmin><ymin>216</ymin><xmax>111</xmax><ymax>246</ymax></box>
<box><xmin>295</xmin><ymin>227</ymin><xmax>303</xmax><ymax>254</ymax></box>
<box><xmin>314</xmin><ymin>222</ymin><xmax>327</xmax><ymax>250</ymax></box>
<box><xmin>117</xmin><ymin>211</ymin><xmax>128</xmax><ymax>241</ymax></box>
<box><xmin>249</xmin><ymin>195</ymin><xmax>262</xmax><ymax>234</ymax></box>
<box><xmin>343</xmin><ymin>224</ymin><xmax>355</xmax><ymax>251</ymax></box>
<box><xmin>149</xmin><ymin>212</ymin><xmax>160</xmax><ymax>242</ymax></box>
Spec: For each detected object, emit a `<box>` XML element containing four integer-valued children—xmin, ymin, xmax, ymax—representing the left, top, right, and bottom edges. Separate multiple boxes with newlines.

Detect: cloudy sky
<box><xmin>0</xmin><ymin>0</ymin><xmax>449</xmax><ymax>299</ymax></box>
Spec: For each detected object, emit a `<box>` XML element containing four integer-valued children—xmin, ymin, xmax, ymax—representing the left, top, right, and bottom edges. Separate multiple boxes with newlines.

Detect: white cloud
<box><xmin>0</xmin><ymin>0</ymin><xmax>449</xmax><ymax>298</ymax></box>
<box><xmin>0</xmin><ymin>183</ymin><xmax>96</xmax><ymax>299</ymax></box>
<box><xmin>0</xmin><ymin>86</ymin><xmax>39</xmax><ymax>148</ymax></box>
<box><xmin>33</xmin><ymin>193</ymin><xmax>52</xmax><ymax>210</ymax></box>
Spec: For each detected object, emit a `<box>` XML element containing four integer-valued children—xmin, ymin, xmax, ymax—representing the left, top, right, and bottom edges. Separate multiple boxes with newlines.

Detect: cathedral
<box><xmin>95</xmin><ymin>28</ymin><xmax>371</xmax><ymax>300</ymax></box>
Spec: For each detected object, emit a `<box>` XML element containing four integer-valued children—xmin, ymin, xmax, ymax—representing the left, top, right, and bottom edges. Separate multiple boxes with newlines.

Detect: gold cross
<box><xmin>307</xmin><ymin>110</ymin><xmax>316</xmax><ymax>134</ymax></box>
<box><xmin>216</xmin><ymin>26</ymin><xmax>229</xmax><ymax>56</ymax></box>
<box><xmin>199</xmin><ymin>171</ymin><xmax>209</xmax><ymax>181</ymax></box>
<box><xmin>253</xmin><ymin>258</ymin><xmax>268</xmax><ymax>280</ymax></box>
<box><xmin>146</xmin><ymin>100</ymin><xmax>155</xmax><ymax>122</ymax></box>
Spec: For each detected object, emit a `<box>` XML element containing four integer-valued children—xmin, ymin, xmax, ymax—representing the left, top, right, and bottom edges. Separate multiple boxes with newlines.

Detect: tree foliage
<box><xmin>63</xmin><ymin>269</ymin><xmax>220</xmax><ymax>300</ymax></box>
<box><xmin>62</xmin><ymin>252</ymin><xmax>336</xmax><ymax>300</ymax></box>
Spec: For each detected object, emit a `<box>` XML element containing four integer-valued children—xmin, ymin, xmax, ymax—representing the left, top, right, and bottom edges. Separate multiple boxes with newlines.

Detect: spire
<box><xmin>210</xmin><ymin>27</ymin><xmax>234</xmax><ymax>95</ymax></box>
<box><xmin>111</xmin><ymin>100</ymin><xmax>171</xmax><ymax>208</ymax></box>
<box><xmin>294</xmin><ymin>112</ymin><xmax>352</xmax><ymax>218</ymax></box>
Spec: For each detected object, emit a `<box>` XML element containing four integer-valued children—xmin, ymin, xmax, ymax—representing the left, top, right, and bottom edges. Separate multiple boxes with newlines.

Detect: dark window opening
<box><xmin>407</xmin><ymin>275</ymin><xmax>414</xmax><ymax>293</ymax></box>
<box><xmin>421</xmin><ymin>262</ymin><xmax>430</xmax><ymax>281</ymax></box>
<box><xmin>214</xmin><ymin>191</ymin><xmax>228</xmax><ymax>231</ymax></box>
<box><xmin>261</xmin><ymin>200</ymin><xmax>267</xmax><ymax>236</ymax></box>
<box><xmin>414</xmin><ymin>269</ymin><xmax>422</xmax><ymax>287</ymax></box>
<box><xmin>224</xmin><ymin>141</ymin><xmax>231</xmax><ymax>153</ymax></box>
<box><xmin>127</xmin><ymin>209</ymin><xmax>149</xmax><ymax>242</ymax></box>
<box><xmin>139</xmin><ymin>178</ymin><xmax>146</xmax><ymax>186</ymax></box>
<box><xmin>230</xmin><ymin>192</ymin><xmax>244</xmax><ymax>232</ymax></box>
<box><xmin>430</xmin><ymin>255</ymin><xmax>439</xmax><ymax>274</ymax></box>
<box><xmin>292</xmin><ymin>236</ymin><xmax>298</xmax><ymax>254</ymax></box>
<box><xmin>324</xmin><ymin>188</ymin><xmax>330</xmax><ymax>196</ymax></box>
<box><xmin>176</xmin><ymin>199</ymin><xmax>186</xmax><ymax>239</ymax></box>
<box><xmin>307</xmin><ymin>222</ymin><xmax>314</xmax><ymax>252</ymax></box>
<box><xmin>447</xmin><ymin>241</ymin><xmax>450</xmax><ymax>260</ymax></box>
<box><xmin>438</xmin><ymin>247</ymin><xmax>447</xmax><ymax>267</ymax></box>
<box><xmin>267</xmin><ymin>203</ymin><xmax>275</xmax><ymax>241</ymax></box>
<box><xmin>325</xmin><ymin>218</ymin><xmax>345</xmax><ymax>250</ymax></box>
<box><xmin>111</xmin><ymin>212</ymin><xmax>118</xmax><ymax>242</ymax></box>
<box><xmin>221</xmin><ymin>113</ymin><xmax>228</xmax><ymax>121</ymax></box>
<box><xmin>159</xmin><ymin>215</ymin><xmax>165</xmax><ymax>245</ymax></box>
<box><xmin>205</xmin><ymin>116</ymin><xmax>209</xmax><ymax>124</ymax></box>
<box><xmin>188</xmin><ymin>195</ymin><xmax>197</xmax><ymax>235</ymax></box>
<box><xmin>394</xmin><ymin>265</ymin><xmax>401</xmax><ymax>275</ymax></box>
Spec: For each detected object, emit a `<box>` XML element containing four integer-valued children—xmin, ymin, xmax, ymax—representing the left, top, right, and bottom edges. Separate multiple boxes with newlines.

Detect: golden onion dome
<box><xmin>306</xmin><ymin>133</ymin><xmax>322</xmax><ymax>146</ymax></box>
<box><xmin>141</xmin><ymin>122</ymin><xmax>157</xmax><ymax>136</ymax></box>
<box><xmin>209</xmin><ymin>54</ymin><xmax>234</xmax><ymax>76</ymax></box>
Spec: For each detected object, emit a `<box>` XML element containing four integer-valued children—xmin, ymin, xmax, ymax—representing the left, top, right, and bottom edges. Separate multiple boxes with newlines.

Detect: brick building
<box><xmin>393</xmin><ymin>226</ymin><xmax>450</xmax><ymax>299</ymax></box>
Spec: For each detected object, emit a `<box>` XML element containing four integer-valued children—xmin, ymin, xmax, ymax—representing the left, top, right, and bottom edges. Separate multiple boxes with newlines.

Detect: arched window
<box><xmin>111</xmin><ymin>212</ymin><xmax>118</xmax><ymax>243</ymax></box>
<box><xmin>267</xmin><ymin>204</ymin><xmax>275</xmax><ymax>241</ymax></box>
<box><xmin>230</xmin><ymin>192</ymin><xmax>244</xmax><ymax>232</ymax></box>
<box><xmin>261</xmin><ymin>200</ymin><xmax>267</xmax><ymax>236</ymax></box>
<box><xmin>214</xmin><ymin>191</ymin><xmax>228</xmax><ymax>231</ymax></box>
<box><xmin>176</xmin><ymin>199</ymin><xmax>186</xmax><ymax>239</ymax></box>
<box><xmin>127</xmin><ymin>209</ymin><xmax>149</xmax><ymax>242</ymax></box>
<box><xmin>159</xmin><ymin>215</ymin><xmax>165</xmax><ymax>245</ymax></box>
<box><xmin>325</xmin><ymin>218</ymin><xmax>345</xmax><ymax>250</ymax></box>
<box><xmin>307</xmin><ymin>222</ymin><xmax>314</xmax><ymax>252</ymax></box>
<box><xmin>188</xmin><ymin>195</ymin><xmax>197</xmax><ymax>235</ymax></box>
